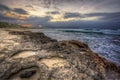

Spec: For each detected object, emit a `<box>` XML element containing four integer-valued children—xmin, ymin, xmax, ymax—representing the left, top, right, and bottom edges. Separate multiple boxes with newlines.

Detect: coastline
<box><xmin>0</xmin><ymin>29</ymin><xmax>120</xmax><ymax>80</ymax></box>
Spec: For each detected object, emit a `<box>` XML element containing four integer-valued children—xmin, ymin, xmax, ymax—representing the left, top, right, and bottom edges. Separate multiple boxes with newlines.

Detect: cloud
<box><xmin>0</xmin><ymin>14</ymin><xmax>17</xmax><ymax>21</ymax></box>
<box><xmin>85</xmin><ymin>12</ymin><xmax>120</xmax><ymax>21</ymax></box>
<box><xmin>63</xmin><ymin>12</ymin><xmax>120</xmax><ymax>21</ymax></box>
<box><xmin>25</xmin><ymin>5</ymin><xmax>33</xmax><ymax>8</ymax></box>
<box><xmin>100</xmin><ymin>12</ymin><xmax>120</xmax><ymax>21</ymax></box>
<box><xmin>64</xmin><ymin>12</ymin><xmax>84</xmax><ymax>19</ymax></box>
<box><xmin>0</xmin><ymin>4</ymin><xmax>29</xmax><ymax>21</ymax></box>
<box><xmin>13</xmin><ymin>8</ymin><xmax>28</xmax><ymax>14</ymax></box>
<box><xmin>46</xmin><ymin>11</ymin><xmax>60</xmax><ymax>14</ymax></box>
<box><xmin>0</xmin><ymin>4</ymin><xmax>16</xmax><ymax>21</ymax></box>
<box><xmin>0</xmin><ymin>4</ymin><xmax>28</xmax><ymax>15</ymax></box>
<box><xmin>5</xmin><ymin>12</ymin><xmax>28</xmax><ymax>20</ymax></box>
<box><xmin>0</xmin><ymin>13</ymin><xmax>19</xmax><ymax>24</ymax></box>
<box><xmin>0</xmin><ymin>0</ymin><xmax>120</xmax><ymax>29</ymax></box>
<box><xmin>0</xmin><ymin>4</ymin><xmax>11</xmax><ymax>11</ymax></box>
<box><xmin>24</xmin><ymin>16</ymin><xmax>51</xmax><ymax>27</ymax></box>
<box><xmin>47</xmin><ymin>11</ymin><xmax>120</xmax><ymax>29</ymax></box>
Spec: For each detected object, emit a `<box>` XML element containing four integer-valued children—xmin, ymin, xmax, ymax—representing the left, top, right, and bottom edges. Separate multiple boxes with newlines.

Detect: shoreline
<box><xmin>0</xmin><ymin>29</ymin><xmax>120</xmax><ymax>80</ymax></box>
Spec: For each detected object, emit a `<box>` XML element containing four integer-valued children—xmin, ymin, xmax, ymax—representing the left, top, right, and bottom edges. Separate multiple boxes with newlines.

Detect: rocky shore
<box><xmin>0</xmin><ymin>29</ymin><xmax>120</xmax><ymax>80</ymax></box>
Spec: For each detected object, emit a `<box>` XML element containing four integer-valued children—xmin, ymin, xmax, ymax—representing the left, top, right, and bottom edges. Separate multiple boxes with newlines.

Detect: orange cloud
<box><xmin>5</xmin><ymin>12</ymin><xmax>29</xmax><ymax>20</ymax></box>
<box><xmin>21</xmin><ymin>23</ymin><xmax>32</xmax><ymax>27</ymax></box>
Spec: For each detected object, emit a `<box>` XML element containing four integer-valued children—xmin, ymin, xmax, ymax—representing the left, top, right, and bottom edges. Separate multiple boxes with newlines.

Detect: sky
<box><xmin>0</xmin><ymin>0</ymin><xmax>120</xmax><ymax>29</ymax></box>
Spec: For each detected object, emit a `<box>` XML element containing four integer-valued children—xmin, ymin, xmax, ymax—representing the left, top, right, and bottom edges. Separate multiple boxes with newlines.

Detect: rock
<box><xmin>9</xmin><ymin>30</ymin><xmax>57</xmax><ymax>44</ymax></box>
<box><xmin>0</xmin><ymin>29</ymin><xmax>120</xmax><ymax>80</ymax></box>
<box><xmin>20</xmin><ymin>70</ymin><xmax>36</xmax><ymax>78</ymax></box>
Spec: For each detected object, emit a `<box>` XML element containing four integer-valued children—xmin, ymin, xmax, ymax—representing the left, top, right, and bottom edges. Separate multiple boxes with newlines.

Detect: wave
<box><xmin>60</xmin><ymin>29</ymin><xmax>120</xmax><ymax>36</ymax></box>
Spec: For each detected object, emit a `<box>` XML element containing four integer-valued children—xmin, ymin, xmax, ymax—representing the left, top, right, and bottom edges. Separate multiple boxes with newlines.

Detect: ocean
<box><xmin>31</xmin><ymin>29</ymin><xmax>120</xmax><ymax>65</ymax></box>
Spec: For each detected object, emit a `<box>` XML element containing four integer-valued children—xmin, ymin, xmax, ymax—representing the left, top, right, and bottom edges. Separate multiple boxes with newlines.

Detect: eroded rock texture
<box><xmin>0</xmin><ymin>29</ymin><xmax>120</xmax><ymax>80</ymax></box>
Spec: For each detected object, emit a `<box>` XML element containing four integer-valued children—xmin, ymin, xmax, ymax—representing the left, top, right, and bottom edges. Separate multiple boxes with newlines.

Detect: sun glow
<box><xmin>50</xmin><ymin>16</ymin><xmax>100</xmax><ymax>22</ymax></box>
<box><xmin>80</xmin><ymin>16</ymin><xmax>101</xmax><ymax>21</ymax></box>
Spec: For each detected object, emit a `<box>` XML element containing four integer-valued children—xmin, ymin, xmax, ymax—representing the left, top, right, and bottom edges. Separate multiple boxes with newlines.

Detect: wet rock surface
<box><xmin>0</xmin><ymin>29</ymin><xmax>120</xmax><ymax>80</ymax></box>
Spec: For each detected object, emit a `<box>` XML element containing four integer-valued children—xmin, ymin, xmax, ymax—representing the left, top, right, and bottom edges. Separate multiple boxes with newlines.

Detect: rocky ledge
<box><xmin>0</xmin><ymin>29</ymin><xmax>120</xmax><ymax>80</ymax></box>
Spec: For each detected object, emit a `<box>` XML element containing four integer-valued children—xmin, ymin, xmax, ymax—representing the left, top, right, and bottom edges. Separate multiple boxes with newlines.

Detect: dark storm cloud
<box><xmin>13</xmin><ymin>8</ymin><xmax>28</xmax><ymax>14</ymax></box>
<box><xmin>85</xmin><ymin>12</ymin><xmax>120</xmax><ymax>21</ymax></box>
<box><xmin>64</xmin><ymin>12</ymin><xmax>83</xmax><ymax>18</ymax></box>
<box><xmin>99</xmin><ymin>12</ymin><xmax>120</xmax><ymax>21</ymax></box>
<box><xmin>25</xmin><ymin>16</ymin><xmax>51</xmax><ymax>22</ymax></box>
<box><xmin>63</xmin><ymin>11</ymin><xmax>120</xmax><ymax>21</ymax></box>
<box><xmin>86</xmin><ymin>12</ymin><xmax>120</xmax><ymax>17</ymax></box>
<box><xmin>46</xmin><ymin>11</ymin><xmax>60</xmax><ymax>14</ymax></box>
<box><xmin>0</xmin><ymin>4</ymin><xmax>28</xmax><ymax>15</ymax></box>
<box><xmin>0</xmin><ymin>4</ymin><xmax>11</xmax><ymax>11</ymax></box>
<box><xmin>24</xmin><ymin>16</ymin><xmax>51</xmax><ymax>26</ymax></box>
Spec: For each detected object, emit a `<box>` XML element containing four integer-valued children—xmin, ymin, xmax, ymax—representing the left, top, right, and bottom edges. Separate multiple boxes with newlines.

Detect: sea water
<box><xmin>32</xmin><ymin>29</ymin><xmax>120</xmax><ymax>65</ymax></box>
